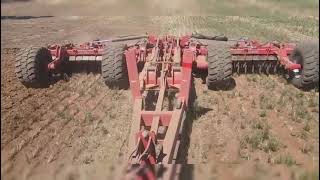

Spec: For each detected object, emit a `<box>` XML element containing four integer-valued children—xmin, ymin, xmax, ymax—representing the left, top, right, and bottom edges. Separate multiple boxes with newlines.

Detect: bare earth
<box><xmin>1</xmin><ymin>16</ymin><xmax>319</xmax><ymax>180</ymax></box>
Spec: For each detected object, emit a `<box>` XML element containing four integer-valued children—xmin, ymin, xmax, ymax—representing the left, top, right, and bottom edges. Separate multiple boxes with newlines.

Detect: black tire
<box><xmin>15</xmin><ymin>47</ymin><xmax>52</xmax><ymax>88</ymax></box>
<box><xmin>289</xmin><ymin>41</ymin><xmax>319</xmax><ymax>89</ymax></box>
<box><xmin>206</xmin><ymin>45</ymin><xmax>233</xmax><ymax>90</ymax></box>
<box><xmin>101</xmin><ymin>43</ymin><xmax>129</xmax><ymax>89</ymax></box>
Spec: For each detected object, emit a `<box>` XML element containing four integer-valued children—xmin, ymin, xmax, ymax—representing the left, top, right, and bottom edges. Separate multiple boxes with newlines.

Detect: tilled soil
<box><xmin>1</xmin><ymin>16</ymin><xmax>319</xmax><ymax>180</ymax></box>
<box><xmin>1</xmin><ymin>50</ymin><xmax>133</xmax><ymax>180</ymax></box>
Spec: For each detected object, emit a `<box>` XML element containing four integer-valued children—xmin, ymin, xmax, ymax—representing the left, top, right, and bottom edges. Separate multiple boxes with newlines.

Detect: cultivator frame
<box><xmin>231</xmin><ymin>41</ymin><xmax>298</xmax><ymax>68</ymax></box>
<box><xmin>125</xmin><ymin>35</ymin><xmax>194</xmax><ymax>163</ymax></box>
<box><xmin>15</xmin><ymin>33</ymin><xmax>319</xmax><ymax>180</ymax></box>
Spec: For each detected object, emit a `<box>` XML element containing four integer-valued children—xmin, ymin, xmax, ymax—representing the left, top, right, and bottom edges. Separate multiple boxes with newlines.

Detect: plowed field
<box><xmin>1</xmin><ymin>15</ymin><xmax>319</xmax><ymax>180</ymax></box>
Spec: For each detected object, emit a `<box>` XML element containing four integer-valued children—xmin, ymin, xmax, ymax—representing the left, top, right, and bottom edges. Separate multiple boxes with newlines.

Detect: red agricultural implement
<box><xmin>15</xmin><ymin>33</ymin><xmax>319</xmax><ymax>179</ymax></box>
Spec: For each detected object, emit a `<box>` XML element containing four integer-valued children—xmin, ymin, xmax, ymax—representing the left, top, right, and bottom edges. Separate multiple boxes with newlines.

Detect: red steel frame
<box><xmin>47</xmin><ymin>42</ymin><xmax>105</xmax><ymax>70</ymax></box>
<box><xmin>125</xmin><ymin>35</ymin><xmax>196</xmax><ymax>165</ymax></box>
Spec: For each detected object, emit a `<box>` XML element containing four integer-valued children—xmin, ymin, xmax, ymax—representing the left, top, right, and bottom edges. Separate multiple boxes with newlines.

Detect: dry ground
<box><xmin>1</xmin><ymin>0</ymin><xmax>319</xmax><ymax>17</ymax></box>
<box><xmin>1</xmin><ymin>9</ymin><xmax>319</xmax><ymax>180</ymax></box>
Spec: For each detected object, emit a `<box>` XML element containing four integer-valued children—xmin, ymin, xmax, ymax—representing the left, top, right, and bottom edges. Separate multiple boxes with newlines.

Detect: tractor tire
<box><xmin>15</xmin><ymin>47</ymin><xmax>52</xmax><ymax>88</ymax></box>
<box><xmin>101</xmin><ymin>43</ymin><xmax>129</xmax><ymax>89</ymax></box>
<box><xmin>289</xmin><ymin>41</ymin><xmax>319</xmax><ymax>90</ymax></box>
<box><xmin>206</xmin><ymin>45</ymin><xmax>233</xmax><ymax>90</ymax></box>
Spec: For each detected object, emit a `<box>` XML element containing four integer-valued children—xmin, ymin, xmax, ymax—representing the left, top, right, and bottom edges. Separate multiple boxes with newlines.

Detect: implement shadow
<box><xmin>41</xmin><ymin>61</ymin><xmax>101</xmax><ymax>89</ymax></box>
<box><xmin>175</xmin><ymin>77</ymin><xmax>213</xmax><ymax>179</ymax></box>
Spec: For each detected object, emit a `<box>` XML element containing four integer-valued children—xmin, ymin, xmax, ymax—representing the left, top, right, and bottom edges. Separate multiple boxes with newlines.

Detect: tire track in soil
<box><xmin>1</xmin><ymin>73</ymin><xmax>89</xmax><ymax>148</ymax></box>
<box><xmin>84</xmin><ymin>90</ymin><xmax>131</xmax><ymax>162</ymax></box>
<box><xmin>35</xmin><ymin>80</ymin><xmax>108</xmax><ymax>166</ymax></box>
<box><xmin>0</xmin><ymin>78</ymin><xmax>101</xmax><ymax>179</ymax></box>
<box><xmin>1</xmin><ymin>51</ymin><xmax>82</xmax><ymax>127</ymax></box>
<box><xmin>64</xmin><ymin>89</ymin><xmax>131</xmax><ymax>167</ymax></box>
<box><xmin>1</xmin><ymin>74</ymin><xmax>85</xmax><ymax>149</ymax></box>
<box><xmin>94</xmin><ymin>92</ymin><xmax>132</xmax><ymax>163</ymax></box>
<box><xmin>1</xmin><ymin>75</ymin><xmax>101</xmax><ymax>168</ymax></box>
<box><xmin>29</xmin><ymin>88</ymin><xmax>132</xmax><ymax>180</ymax></box>
<box><xmin>0</xmin><ymin>52</ymin><xmax>75</xmax><ymax>144</ymax></box>
<box><xmin>1</xmin><ymin>76</ymin><xmax>100</xmax><ymax>179</ymax></box>
<box><xmin>58</xmin><ymin>104</ymin><xmax>107</xmax><ymax>163</ymax></box>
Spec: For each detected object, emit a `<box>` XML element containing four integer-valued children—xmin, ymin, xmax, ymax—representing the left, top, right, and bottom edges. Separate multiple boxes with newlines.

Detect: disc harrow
<box><xmin>232</xmin><ymin>55</ymin><xmax>279</xmax><ymax>74</ymax></box>
<box><xmin>14</xmin><ymin>33</ymin><xmax>319</xmax><ymax>179</ymax></box>
<box><xmin>230</xmin><ymin>40</ymin><xmax>297</xmax><ymax>75</ymax></box>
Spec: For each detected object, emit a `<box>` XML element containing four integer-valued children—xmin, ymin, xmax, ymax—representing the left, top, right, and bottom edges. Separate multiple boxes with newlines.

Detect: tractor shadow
<box><xmin>68</xmin><ymin>61</ymin><xmax>101</xmax><ymax>75</ymax></box>
<box><xmin>176</xmin><ymin>105</ymin><xmax>213</xmax><ymax>162</ymax></box>
<box><xmin>179</xmin><ymin>165</ymin><xmax>195</xmax><ymax>180</ymax></box>
<box><xmin>175</xmin><ymin>77</ymin><xmax>213</xmax><ymax>179</ymax></box>
<box><xmin>176</xmin><ymin>106</ymin><xmax>212</xmax><ymax>180</ymax></box>
<box><xmin>207</xmin><ymin>78</ymin><xmax>236</xmax><ymax>91</ymax></box>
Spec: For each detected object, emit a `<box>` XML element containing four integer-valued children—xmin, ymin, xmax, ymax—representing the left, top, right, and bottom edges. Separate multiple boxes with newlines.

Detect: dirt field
<box><xmin>1</xmin><ymin>5</ymin><xmax>319</xmax><ymax>180</ymax></box>
<box><xmin>1</xmin><ymin>0</ymin><xmax>319</xmax><ymax>17</ymax></box>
